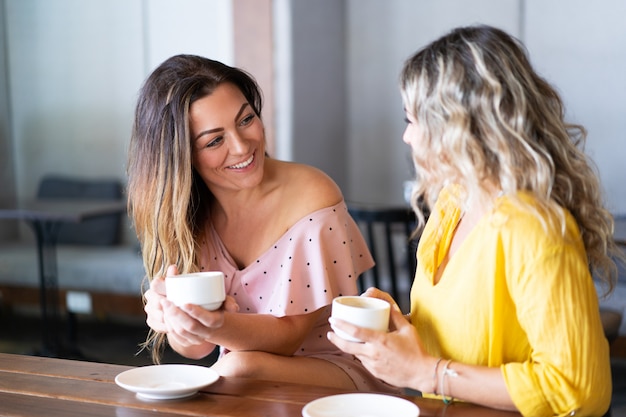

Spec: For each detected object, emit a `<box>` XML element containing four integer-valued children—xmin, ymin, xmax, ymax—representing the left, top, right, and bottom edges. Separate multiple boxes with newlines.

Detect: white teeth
<box><xmin>229</xmin><ymin>154</ymin><xmax>254</xmax><ymax>169</ymax></box>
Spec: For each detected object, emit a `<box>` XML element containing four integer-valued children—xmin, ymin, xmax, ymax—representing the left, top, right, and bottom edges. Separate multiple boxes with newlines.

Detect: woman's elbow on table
<box><xmin>167</xmin><ymin>335</ymin><xmax>217</xmax><ymax>360</ymax></box>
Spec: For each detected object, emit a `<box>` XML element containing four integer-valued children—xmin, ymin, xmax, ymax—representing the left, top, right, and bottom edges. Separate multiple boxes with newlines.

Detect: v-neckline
<box><xmin>432</xmin><ymin>206</ymin><xmax>465</xmax><ymax>285</ymax></box>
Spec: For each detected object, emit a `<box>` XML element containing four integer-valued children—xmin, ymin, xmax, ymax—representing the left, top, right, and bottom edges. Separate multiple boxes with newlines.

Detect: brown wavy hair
<box><xmin>127</xmin><ymin>54</ymin><xmax>263</xmax><ymax>361</ymax></box>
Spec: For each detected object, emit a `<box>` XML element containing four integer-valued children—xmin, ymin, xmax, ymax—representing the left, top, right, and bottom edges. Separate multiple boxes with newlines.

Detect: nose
<box><xmin>228</xmin><ymin>131</ymin><xmax>250</xmax><ymax>155</ymax></box>
<box><xmin>402</xmin><ymin>126</ymin><xmax>411</xmax><ymax>146</ymax></box>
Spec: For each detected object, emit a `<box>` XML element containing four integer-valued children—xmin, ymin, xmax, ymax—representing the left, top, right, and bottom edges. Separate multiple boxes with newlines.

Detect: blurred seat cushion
<box><xmin>0</xmin><ymin>243</ymin><xmax>144</xmax><ymax>295</ymax></box>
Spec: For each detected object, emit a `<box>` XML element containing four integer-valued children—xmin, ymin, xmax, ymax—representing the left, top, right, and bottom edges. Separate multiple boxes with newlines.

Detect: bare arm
<box><xmin>163</xmin><ymin>300</ymin><xmax>326</xmax><ymax>358</ymax></box>
<box><xmin>159</xmin><ymin>164</ymin><xmax>345</xmax><ymax>360</ymax></box>
<box><xmin>147</xmin><ymin>277</ymin><xmax>325</xmax><ymax>360</ymax></box>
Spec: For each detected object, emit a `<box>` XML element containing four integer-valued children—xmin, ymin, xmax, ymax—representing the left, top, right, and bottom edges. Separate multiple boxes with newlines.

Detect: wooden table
<box><xmin>0</xmin><ymin>200</ymin><xmax>127</xmax><ymax>356</ymax></box>
<box><xmin>0</xmin><ymin>353</ymin><xmax>522</xmax><ymax>417</ymax></box>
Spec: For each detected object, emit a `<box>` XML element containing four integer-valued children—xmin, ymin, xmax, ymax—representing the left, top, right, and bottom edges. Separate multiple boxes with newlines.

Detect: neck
<box><xmin>461</xmin><ymin>185</ymin><xmax>502</xmax><ymax>223</ymax></box>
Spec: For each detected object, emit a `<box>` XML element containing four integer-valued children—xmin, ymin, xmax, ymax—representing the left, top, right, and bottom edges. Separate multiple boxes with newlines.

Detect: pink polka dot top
<box><xmin>200</xmin><ymin>200</ymin><xmax>374</xmax><ymax>356</ymax></box>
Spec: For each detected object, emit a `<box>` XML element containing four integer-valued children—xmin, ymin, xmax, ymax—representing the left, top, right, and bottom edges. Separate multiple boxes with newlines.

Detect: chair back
<box><xmin>348</xmin><ymin>204</ymin><xmax>418</xmax><ymax>310</ymax></box>
<box><xmin>37</xmin><ymin>175</ymin><xmax>123</xmax><ymax>246</ymax></box>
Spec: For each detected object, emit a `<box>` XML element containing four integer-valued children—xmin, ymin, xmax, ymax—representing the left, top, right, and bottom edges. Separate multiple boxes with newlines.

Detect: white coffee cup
<box><xmin>331</xmin><ymin>296</ymin><xmax>390</xmax><ymax>342</ymax></box>
<box><xmin>165</xmin><ymin>271</ymin><xmax>226</xmax><ymax>311</ymax></box>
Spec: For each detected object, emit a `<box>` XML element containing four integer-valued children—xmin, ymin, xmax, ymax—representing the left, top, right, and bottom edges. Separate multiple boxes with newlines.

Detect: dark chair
<box><xmin>601</xmin><ymin>308</ymin><xmax>623</xmax><ymax>346</ymax></box>
<box><xmin>348</xmin><ymin>204</ymin><xmax>419</xmax><ymax>311</ymax></box>
<box><xmin>37</xmin><ymin>175</ymin><xmax>123</xmax><ymax>246</ymax></box>
<box><xmin>36</xmin><ymin>175</ymin><xmax>124</xmax><ymax>349</ymax></box>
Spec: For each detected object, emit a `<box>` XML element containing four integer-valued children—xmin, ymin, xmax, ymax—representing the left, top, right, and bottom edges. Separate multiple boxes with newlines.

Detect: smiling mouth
<box><xmin>228</xmin><ymin>154</ymin><xmax>254</xmax><ymax>169</ymax></box>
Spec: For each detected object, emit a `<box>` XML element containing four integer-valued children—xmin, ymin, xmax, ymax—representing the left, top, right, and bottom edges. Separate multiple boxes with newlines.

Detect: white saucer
<box><xmin>115</xmin><ymin>364</ymin><xmax>219</xmax><ymax>400</ymax></box>
<box><xmin>302</xmin><ymin>393</ymin><xmax>419</xmax><ymax>417</ymax></box>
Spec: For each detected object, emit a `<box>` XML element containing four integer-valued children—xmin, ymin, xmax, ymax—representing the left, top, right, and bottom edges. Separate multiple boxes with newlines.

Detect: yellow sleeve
<box><xmin>501</xmin><ymin>239</ymin><xmax>611</xmax><ymax>416</ymax></box>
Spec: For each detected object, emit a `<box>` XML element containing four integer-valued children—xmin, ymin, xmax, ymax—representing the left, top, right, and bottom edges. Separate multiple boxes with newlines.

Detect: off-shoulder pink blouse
<box><xmin>200</xmin><ymin>200</ymin><xmax>373</xmax><ymax>355</ymax></box>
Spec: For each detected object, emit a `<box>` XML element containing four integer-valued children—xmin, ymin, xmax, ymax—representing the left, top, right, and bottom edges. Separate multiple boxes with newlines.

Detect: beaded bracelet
<box><xmin>431</xmin><ymin>358</ymin><xmax>443</xmax><ymax>394</ymax></box>
<box><xmin>440</xmin><ymin>359</ymin><xmax>458</xmax><ymax>405</ymax></box>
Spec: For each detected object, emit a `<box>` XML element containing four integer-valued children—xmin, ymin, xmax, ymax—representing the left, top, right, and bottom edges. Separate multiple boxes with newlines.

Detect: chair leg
<box><xmin>384</xmin><ymin>222</ymin><xmax>398</xmax><ymax>300</ymax></box>
<box><xmin>366</xmin><ymin>222</ymin><xmax>381</xmax><ymax>289</ymax></box>
<box><xmin>67</xmin><ymin>312</ymin><xmax>78</xmax><ymax>344</ymax></box>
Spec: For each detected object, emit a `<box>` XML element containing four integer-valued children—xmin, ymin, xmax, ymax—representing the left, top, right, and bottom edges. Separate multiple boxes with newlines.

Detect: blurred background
<box><xmin>1</xmin><ymin>0</ymin><xmax>625</xmax><ymax>242</ymax></box>
<box><xmin>0</xmin><ymin>0</ymin><xmax>625</xmax><ymax>402</ymax></box>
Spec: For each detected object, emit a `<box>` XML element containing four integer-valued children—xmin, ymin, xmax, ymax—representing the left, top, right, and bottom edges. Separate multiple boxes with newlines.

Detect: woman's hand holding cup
<box><xmin>165</xmin><ymin>271</ymin><xmax>226</xmax><ymax>311</ymax></box>
<box><xmin>330</xmin><ymin>295</ymin><xmax>391</xmax><ymax>343</ymax></box>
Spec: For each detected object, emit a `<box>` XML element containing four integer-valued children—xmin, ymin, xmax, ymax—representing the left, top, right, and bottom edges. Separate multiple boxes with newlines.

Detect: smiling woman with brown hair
<box><xmin>127</xmin><ymin>54</ymin><xmax>399</xmax><ymax>393</ymax></box>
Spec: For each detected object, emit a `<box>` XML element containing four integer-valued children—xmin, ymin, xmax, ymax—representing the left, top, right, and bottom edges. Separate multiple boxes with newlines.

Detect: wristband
<box><xmin>440</xmin><ymin>359</ymin><xmax>458</xmax><ymax>405</ymax></box>
<box><xmin>432</xmin><ymin>358</ymin><xmax>443</xmax><ymax>394</ymax></box>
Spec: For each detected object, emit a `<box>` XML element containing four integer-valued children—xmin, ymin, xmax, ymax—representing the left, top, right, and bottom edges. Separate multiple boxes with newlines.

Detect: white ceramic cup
<box><xmin>165</xmin><ymin>271</ymin><xmax>226</xmax><ymax>311</ymax></box>
<box><xmin>331</xmin><ymin>296</ymin><xmax>390</xmax><ymax>342</ymax></box>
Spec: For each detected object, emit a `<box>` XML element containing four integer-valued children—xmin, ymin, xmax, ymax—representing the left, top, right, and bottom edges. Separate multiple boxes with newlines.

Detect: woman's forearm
<box><xmin>209</xmin><ymin>309</ymin><xmax>324</xmax><ymax>356</ymax></box>
<box><xmin>167</xmin><ymin>335</ymin><xmax>217</xmax><ymax>360</ymax></box>
<box><xmin>424</xmin><ymin>361</ymin><xmax>516</xmax><ymax>411</ymax></box>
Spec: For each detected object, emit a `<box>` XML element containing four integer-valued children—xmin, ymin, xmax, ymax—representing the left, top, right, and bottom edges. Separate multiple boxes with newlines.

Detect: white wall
<box><xmin>143</xmin><ymin>0</ymin><xmax>233</xmax><ymax>73</ymax></box>
<box><xmin>3</xmin><ymin>0</ymin><xmax>233</xmax><ymax>241</ymax></box>
<box><xmin>344</xmin><ymin>0</ymin><xmax>626</xmax><ymax>215</ymax></box>
<box><xmin>524</xmin><ymin>0</ymin><xmax>626</xmax><ymax>215</ymax></box>
<box><xmin>345</xmin><ymin>0</ymin><xmax>521</xmax><ymax>205</ymax></box>
<box><xmin>2</xmin><ymin>0</ymin><xmax>625</xmax><ymax>221</ymax></box>
<box><xmin>277</xmin><ymin>0</ymin><xmax>348</xmax><ymax>191</ymax></box>
<box><xmin>0</xmin><ymin>0</ymin><xmax>17</xmax><ymax>240</ymax></box>
<box><xmin>4</xmin><ymin>0</ymin><xmax>233</xmax><ymax>200</ymax></box>
<box><xmin>5</xmin><ymin>0</ymin><xmax>144</xmax><ymax>200</ymax></box>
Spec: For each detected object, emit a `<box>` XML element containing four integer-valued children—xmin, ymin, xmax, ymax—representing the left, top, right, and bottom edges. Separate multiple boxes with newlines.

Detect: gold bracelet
<box><xmin>440</xmin><ymin>359</ymin><xmax>458</xmax><ymax>405</ymax></box>
<box><xmin>432</xmin><ymin>358</ymin><xmax>443</xmax><ymax>394</ymax></box>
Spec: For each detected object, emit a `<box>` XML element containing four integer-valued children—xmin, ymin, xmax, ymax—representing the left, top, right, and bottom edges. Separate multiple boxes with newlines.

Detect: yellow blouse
<box><xmin>410</xmin><ymin>186</ymin><xmax>611</xmax><ymax>416</ymax></box>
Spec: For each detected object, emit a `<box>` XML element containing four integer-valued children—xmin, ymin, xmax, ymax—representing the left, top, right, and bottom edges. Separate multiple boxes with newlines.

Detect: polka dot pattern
<box><xmin>199</xmin><ymin>200</ymin><xmax>374</xmax><ymax>355</ymax></box>
<box><xmin>196</xmin><ymin>201</ymin><xmax>403</xmax><ymax>394</ymax></box>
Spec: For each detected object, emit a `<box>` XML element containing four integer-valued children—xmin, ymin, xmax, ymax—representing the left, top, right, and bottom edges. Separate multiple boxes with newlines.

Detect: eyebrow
<box><xmin>193</xmin><ymin>103</ymin><xmax>250</xmax><ymax>141</ymax></box>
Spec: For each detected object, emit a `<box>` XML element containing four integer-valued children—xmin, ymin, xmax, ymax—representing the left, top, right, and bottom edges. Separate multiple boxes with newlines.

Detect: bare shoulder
<box><xmin>275</xmin><ymin>160</ymin><xmax>343</xmax><ymax>213</ymax></box>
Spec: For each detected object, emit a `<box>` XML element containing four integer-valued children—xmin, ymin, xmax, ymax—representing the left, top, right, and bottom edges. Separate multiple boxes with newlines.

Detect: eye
<box><xmin>240</xmin><ymin>114</ymin><xmax>255</xmax><ymax>126</ymax></box>
<box><xmin>205</xmin><ymin>135</ymin><xmax>224</xmax><ymax>148</ymax></box>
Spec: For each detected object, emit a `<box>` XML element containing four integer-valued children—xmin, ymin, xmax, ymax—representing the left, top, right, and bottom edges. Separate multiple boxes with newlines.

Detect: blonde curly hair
<box><xmin>400</xmin><ymin>25</ymin><xmax>620</xmax><ymax>294</ymax></box>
